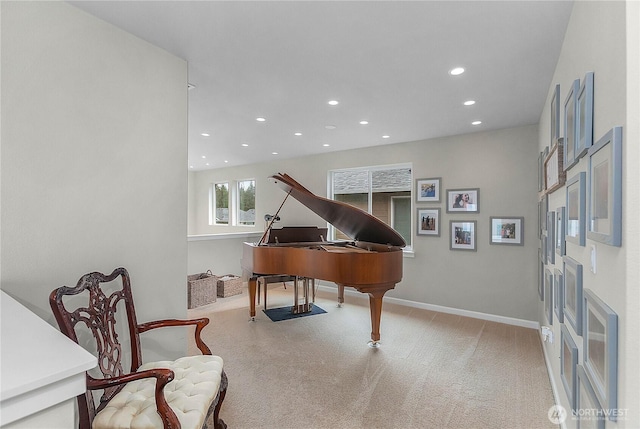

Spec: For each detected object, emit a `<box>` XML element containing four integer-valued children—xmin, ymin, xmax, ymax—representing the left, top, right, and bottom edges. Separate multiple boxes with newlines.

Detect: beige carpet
<box><xmin>188</xmin><ymin>286</ymin><xmax>558</xmax><ymax>429</ymax></box>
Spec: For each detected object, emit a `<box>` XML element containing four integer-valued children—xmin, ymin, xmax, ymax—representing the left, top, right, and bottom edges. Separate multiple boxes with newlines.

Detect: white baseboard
<box><xmin>316</xmin><ymin>283</ymin><xmax>539</xmax><ymax>330</ymax></box>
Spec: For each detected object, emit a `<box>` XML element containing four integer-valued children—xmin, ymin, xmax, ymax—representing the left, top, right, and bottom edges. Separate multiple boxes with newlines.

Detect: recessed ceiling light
<box><xmin>256</xmin><ymin>117</ymin><xmax>266</xmax><ymax>122</ymax></box>
<box><xmin>201</xmin><ymin>133</ymin><xmax>210</xmax><ymax>137</ymax></box>
<box><xmin>224</xmin><ymin>160</ymin><xmax>228</xmax><ymax>163</ymax></box>
<box><xmin>328</xmin><ymin>100</ymin><xmax>339</xmax><ymax>106</ymax></box>
<box><xmin>205</xmin><ymin>162</ymin><xmax>210</xmax><ymax>166</ymax></box>
<box><xmin>241</xmin><ymin>143</ymin><xmax>249</xmax><ymax>147</ymax></box>
<box><xmin>359</xmin><ymin>120</ymin><xmax>369</xmax><ymax>125</ymax></box>
<box><xmin>189</xmin><ymin>165</ymin><xmax>194</xmax><ymax>169</ymax></box>
<box><xmin>323</xmin><ymin>144</ymin><xmax>330</xmax><ymax>147</ymax></box>
<box><xmin>472</xmin><ymin>120</ymin><xmax>482</xmax><ymax>125</ymax></box>
<box><xmin>449</xmin><ymin>67</ymin><xmax>465</xmax><ymax>76</ymax></box>
<box><xmin>325</xmin><ymin>125</ymin><xmax>336</xmax><ymax>130</ymax></box>
<box><xmin>201</xmin><ymin>155</ymin><xmax>206</xmax><ymax>159</ymax></box>
<box><xmin>271</xmin><ymin>152</ymin><xmax>278</xmax><ymax>155</ymax></box>
<box><xmin>294</xmin><ymin>132</ymin><xmax>302</xmax><ymax>136</ymax></box>
<box><xmin>382</xmin><ymin>135</ymin><xmax>390</xmax><ymax>139</ymax></box>
<box><xmin>463</xmin><ymin>100</ymin><xmax>476</xmax><ymax>106</ymax></box>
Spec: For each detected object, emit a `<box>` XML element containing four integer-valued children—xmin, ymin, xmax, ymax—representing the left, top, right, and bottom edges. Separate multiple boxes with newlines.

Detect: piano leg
<box><xmin>248</xmin><ymin>277</ymin><xmax>257</xmax><ymax>321</ymax></box>
<box><xmin>337</xmin><ymin>284</ymin><xmax>345</xmax><ymax>308</ymax></box>
<box><xmin>368</xmin><ymin>292</ymin><xmax>384</xmax><ymax>348</ymax></box>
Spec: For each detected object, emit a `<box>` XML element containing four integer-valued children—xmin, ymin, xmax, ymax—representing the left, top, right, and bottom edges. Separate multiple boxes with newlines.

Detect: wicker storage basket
<box><xmin>217</xmin><ymin>274</ymin><xmax>242</xmax><ymax>298</ymax></box>
<box><xmin>187</xmin><ymin>271</ymin><xmax>218</xmax><ymax>308</ymax></box>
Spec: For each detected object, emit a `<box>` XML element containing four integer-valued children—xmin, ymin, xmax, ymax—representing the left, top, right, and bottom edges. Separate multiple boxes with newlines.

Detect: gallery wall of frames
<box><xmin>538</xmin><ymin>72</ymin><xmax>623</xmax><ymax>426</ymax></box>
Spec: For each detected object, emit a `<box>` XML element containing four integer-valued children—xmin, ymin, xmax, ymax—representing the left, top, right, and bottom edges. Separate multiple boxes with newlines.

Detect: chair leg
<box><xmin>206</xmin><ymin>370</ymin><xmax>228</xmax><ymax>429</ymax></box>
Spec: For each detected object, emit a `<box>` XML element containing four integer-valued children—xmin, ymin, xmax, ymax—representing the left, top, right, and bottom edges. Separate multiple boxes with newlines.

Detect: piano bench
<box><xmin>257</xmin><ymin>275</ymin><xmax>295</xmax><ymax>309</ymax></box>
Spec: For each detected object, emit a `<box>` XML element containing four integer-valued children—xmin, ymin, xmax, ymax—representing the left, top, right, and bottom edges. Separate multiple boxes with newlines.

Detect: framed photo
<box><xmin>563</xmin><ymin>78</ymin><xmax>580</xmax><ymax>172</ymax></box>
<box><xmin>416</xmin><ymin>177</ymin><xmax>441</xmax><ymax>203</ymax></box>
<box><xmin>587</xmin><ymin>126</ymin><xmax>623</xmax><ymax>246</ymax></box>
<box><xmin>544</xmin><ymin>268</ymin><xmax>553</xmax><ymax>324</ymax></box>
<box><xmin>538</xmin><ymin>249</ymin><xmax>545</xmax><ymax>301</ymax></box>
<box><xmin>583</xmin><ymin>289</ymin><xmax>618</xmax><ymax>419</ymax></box>
<box><xmin>489</xmin><ymin>216</ymin><xmax>523</xmax><ymax>245</ymax></box>
<box><xmin>566</xmin><ymin>172</ymin><xmax>586</xmax><ymax>246</ymax></box>
<box><xmin>577</xmin><ymin>365</ymin><xmax>605</xmax><ymax>429</ymax></box>
<box><xmin>450</xmin><ymin>221</ymin><xmax>476</xmax><ymax>251</ymax></box>
<box><xmin>541</xmin><ymin>234</ymin><xmax>548</xmax><ymax>264</ymax></box>
<box><xmin>554</xmin><ymin>268</ymin><xmax>564</xmax><ymax>323</ymax></box>
<box><xmin>561</xmin><ymin>324</ymin><xmax>579</xmax><ymax>411</ymax></box>
<box><xmin>563</xmin><ymin>255</ymin><xmax>584</xmax><ymax>335</ymax></box>
<box><xmin>544</xmin><ymin>138</ymin><xmax>566</xmax><ymax>194</ymax></box>
<box><xmin>575</xmin><ymin>72</ymin><xmax>594</xmax><ymax>160</ymax></box>
<box><xmin>538</xmin><ymin>151</ymin><xmax>544</xmax><ymax>192</ymax></box>
<box><xmin>539</xmin><ymin>194</ymin><xmax>548</xmax><ymax>237</ymax></box>
<box><xmin>550</xmin><ymin>84</ymin><xmax>560</xmax><ymax>145</ymax></box>
<box><xmin>546</xmin><ymin>211</ymin><xmax>555</xmax><ymax>264</ymax></box>
<box><xmin>417</xmin><ymin>208</ymin><xmax>440</xmax><ymax>236</ymax></box>
<box><xmin>556</xmin><ymin>206</ymin><xmax>566</xmax><ymax>256</ymax></box>
<box><xmin>446</xmin><ymin>189</ymin><xmax>479</xmax><ymax>213</ymax></box>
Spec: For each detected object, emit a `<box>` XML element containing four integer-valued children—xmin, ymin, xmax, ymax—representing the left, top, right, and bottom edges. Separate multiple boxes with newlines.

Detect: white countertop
<box><xmin>0</xmin><ymin>290</ymin><xmax>97</xmax><ymax>426</ymax></box>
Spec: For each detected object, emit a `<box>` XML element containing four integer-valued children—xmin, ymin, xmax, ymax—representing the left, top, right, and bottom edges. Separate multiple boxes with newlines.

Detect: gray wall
<box><xmin>189</xmin><ymin>124</ymin><xmax>540</xmax><ymax>322</ymax></box>
<box><xmin>1</xmin><ymin>2</ymin><xmax>189</xmax><ymax>361</ymax></box>
<box><xmin>537</xmin><ymin>1</ymin><xmax>640</xmax><ymax>426</ymax></box>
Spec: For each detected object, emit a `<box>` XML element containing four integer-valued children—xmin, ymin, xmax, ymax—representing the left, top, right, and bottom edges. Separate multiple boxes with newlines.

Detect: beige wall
<box><xmin>1</xmin><ymin>2</ymin><xmax>189</xmax><ymax>361</ymax></box>
<box><xmin>537</xmin><ymin>1</ymin><xmax>639</xmax><ymax>426</ymax></box>
<box><xmin>189</xmin><ymin>124</ymin><xmax>540</xmax><ymax>321</ymax></box>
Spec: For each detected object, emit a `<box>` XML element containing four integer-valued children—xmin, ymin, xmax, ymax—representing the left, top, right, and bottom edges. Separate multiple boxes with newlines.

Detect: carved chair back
<box><xmin>49</xmin><ymin>267</ymin><xmax>145</xmax><ymax>427</ymax></box>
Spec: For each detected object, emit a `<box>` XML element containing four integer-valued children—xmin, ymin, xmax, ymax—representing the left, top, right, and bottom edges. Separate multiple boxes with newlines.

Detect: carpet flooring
<box><xmin>188</xmin><ymin>286</ymin><xmax>558</xmax><ymax>429</ymax></box>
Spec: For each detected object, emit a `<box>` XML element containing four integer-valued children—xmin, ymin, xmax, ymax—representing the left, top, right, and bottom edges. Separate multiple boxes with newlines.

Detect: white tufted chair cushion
<box><xmin>92</xmin><ymin>355</ymin><xmax>224</xmax><ymax>429</ymax></box>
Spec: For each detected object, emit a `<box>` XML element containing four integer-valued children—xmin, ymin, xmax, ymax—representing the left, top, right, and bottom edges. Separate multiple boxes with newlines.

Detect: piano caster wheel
<box><xmin>249</xmin><ymin>317</ymin><xmax>256</xmax><ymax>322</ymax></box>
<box><xmin>367</xmin><ymin>340</ymin><xmax>381</xmax><ymax>348</ymax></box>
<box><xmin>337</xmin><ymin>303</ymin><xmax>342</xmax><ymax>308</ymax></box>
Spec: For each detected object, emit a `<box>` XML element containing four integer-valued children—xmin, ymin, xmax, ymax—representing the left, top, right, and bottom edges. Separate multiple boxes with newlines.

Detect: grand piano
<box><xmin>241</xmin><ymin>173</ymin><xmax>405</xmax><ymax>346</ymax></box>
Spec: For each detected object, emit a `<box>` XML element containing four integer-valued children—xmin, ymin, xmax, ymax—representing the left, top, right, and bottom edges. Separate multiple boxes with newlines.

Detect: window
<box><xmin>330</xmin><ymin>164</ymin><xmax>412</xmax><ymax>247</ymax></box>
<box><xmin>212</xmin><ymin>182</ymin><xmax>229</xmax><ymax>225</ymax></box>
<box><xmin>237</xmin><ymin>179</ymin><xmax>256</xmax><ymax>226</ymax></box>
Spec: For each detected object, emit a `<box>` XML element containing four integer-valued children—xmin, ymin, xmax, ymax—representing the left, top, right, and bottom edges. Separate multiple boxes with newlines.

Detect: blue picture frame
<box><xmin>563</xmin><ymin>78</ymin><xmax>580</xmax><ymax>171</ymax></box>
<box><xmin>566</xmin><ymin>172</ymin><xmax>586</xmax><ymax>246</ymax></box>
<box><xmin>546</xmin><ymin>211</ymin><xmax>555</xmax><ymax>264</ymax></box>
<box><xmin>561</xmin><ymin>324</ymin><xmax>578</xmax><ymax>411</ymax></box>
<box><xmin>554</xmin><ymin>268</ymin><xmax>564</xmax><ymax>323</ymax></box>
<box><xmin>575</xmin><ymin>72</ymin><xmax>594</xmax><ymax>160</ymax></box>
<box><xmin>563</xmin><ymin>255</ymin><xmax>583</xmax><ymax>335</ymax></box>
<box><xmin>551</xmin><ymin>84</ymin><xmax>561</xmax><ymax>145</ymax></box>
<box><xmin>545</xmin><ymin>268</ymin><xmax>553</xmax><ymax>324</ymax></box>
<box><xmin>583</xmin><ymin>289</ymin><xmax>618</xmax><ymax>420</ymax></box>
<box><xmin>576</xmin><ymin>365</ymin><xmax>605</xmax><ymax>428</ymax></box>
<box><xmin>556</xmin><ymin>206</ymin><xmax>566</xmax><ymax>256</ymax></box>
<box><xmin>587</xmin><ymin>126</ymin><xmax>623</xmax><ymax>246</ymax></box>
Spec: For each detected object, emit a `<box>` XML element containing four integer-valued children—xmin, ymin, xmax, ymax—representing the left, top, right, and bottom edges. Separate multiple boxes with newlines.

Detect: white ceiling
<box><xmin>70</xmin><ymin>1</ymin><xmax>574</xmax><ymax>170</ymax></box>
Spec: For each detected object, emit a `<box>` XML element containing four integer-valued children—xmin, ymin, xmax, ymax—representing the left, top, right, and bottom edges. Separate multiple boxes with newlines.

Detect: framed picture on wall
<box><xmin>489</xmin><ymin>216</ymin><xmax>523</xmax><ymax>245</ymax></box>
<box><xmin>563</xmin><ymin>255</ymin><xmax>583</xmax><ymax>335</ymax></box>
<box><xmin>416</xmin><ymin>178</ymin><xmax>441</xmax><ymax>203</ymax></box>
<box><xmin>450</xmin><ymin>221</ymin><xmax>476</xmax><ymax>251</ymax></box>
<box><xmin>446</xmin><ymin>189</ymin><xmax>479</xmax><ymax>213</ymax></box>
<box><xmin>538</xmin><ymin>249</ymin><xmax>544</xmax><ymax>301</ymax></box>
<box><xmin>583</xmin><ymin>289</ymin><xmax>618</xmax><ymax>419</ymax></box>
<box><xmin>575</xmin><ymin>72</ymin><xmax>594</xmax><ymax>160</ymax></box>
<box><xmin>561</xmin><ymin>324</ymin><xmax>579</xmax><ymax>411</ymax></box>
<box><xmin>563</xmin><ymin>78</ymin><xmax>580</xmax><ymax>172</ymax></box>
<box><xmin>587</xmin><ymin>126</ymin><xmax>623</xmax><ymax>246</ymax></box>
<box><xmin>566</xmin><ymin>172</ymin><xmax>586</xmax><ymax>246</ymax></box>
<box><xmin>550</xmin><ymin>84</ymin><xmax>560</xmax><ymax>146</ymax></box>
<box><xmin>545</xmin><ymin>268</ymin><xmax>553</xmax><ymax>324</ymax></box>
<box><xmin>577</xmin><ymin>365</ymin><xmax>605</xmax><ymax>429</ymax></box>
<box><xmin>546</xmin><ymin>211</ymin><xmax>555</xmax><ymax>264</ymax></box>
<box><xmin>544</xmin><ymin>138</ymin><xmax>566</xmax><ymax>193</ymax></box>
<box><xmin>417</xmin><ymin>208</ymin><xmax>440</xmax><ymax>236</ymax></box>
<box><xmin>556</xmin><ymin>206</ymin><xmax>566</xmax><ymax>256</ymax></box>
<box><xmin>554</xmin><ymin>268</ymin><xmax>564</xmax><ymax>323</ymax></box>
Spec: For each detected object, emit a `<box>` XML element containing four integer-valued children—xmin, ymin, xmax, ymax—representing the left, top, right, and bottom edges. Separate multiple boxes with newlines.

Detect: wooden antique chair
<box><xmin>49</xmin><ymin>267</ymin><xmax>228</xmax><ymax>429</ymax></box>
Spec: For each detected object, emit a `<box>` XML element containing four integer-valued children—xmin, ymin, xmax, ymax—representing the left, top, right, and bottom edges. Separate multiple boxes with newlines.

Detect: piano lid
<box><xmin>270</xmin><ymin>173</ymin><xmax>406</xmax><ymax>248</ymax></box>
